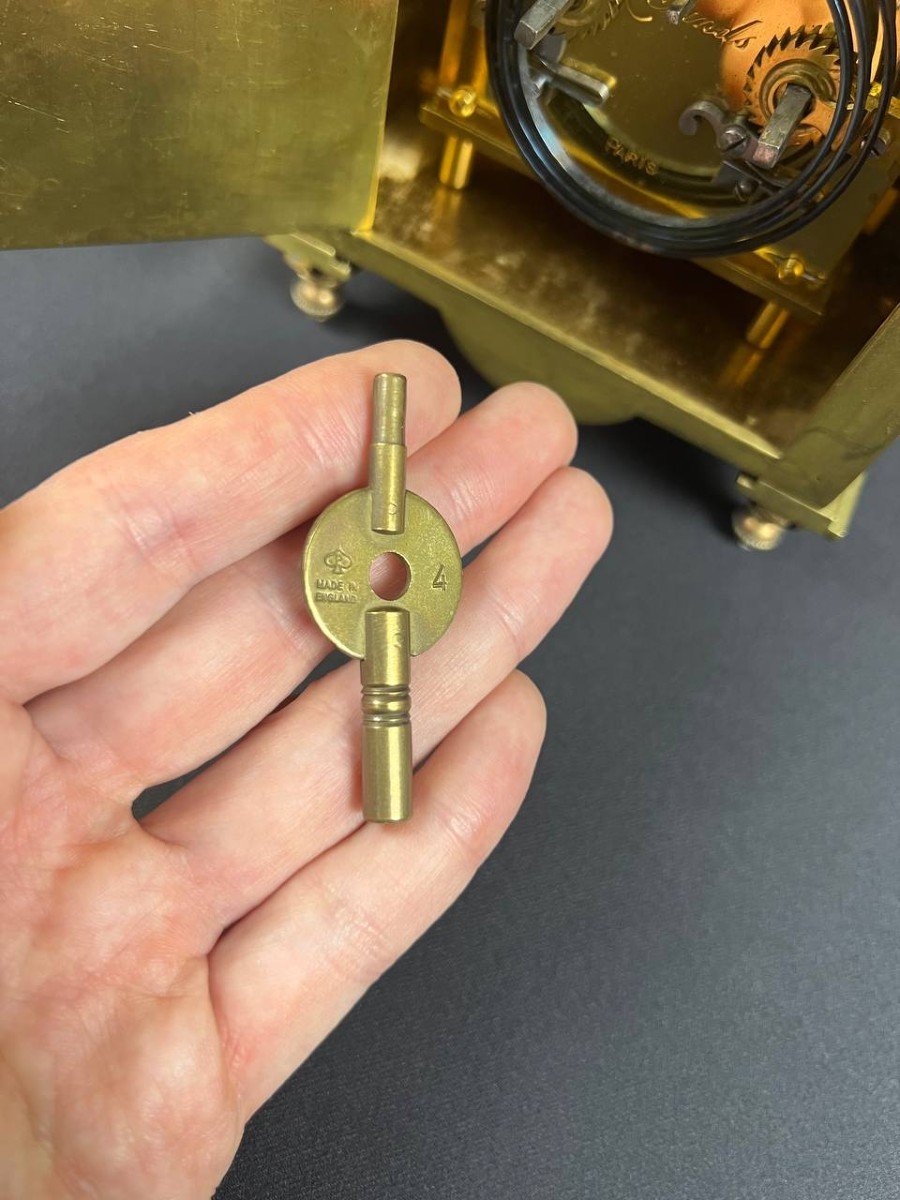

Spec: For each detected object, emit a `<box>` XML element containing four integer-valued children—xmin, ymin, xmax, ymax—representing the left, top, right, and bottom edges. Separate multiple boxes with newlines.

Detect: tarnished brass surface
<box><xmin>302</xmin><ymin>376</ymin><xmax>462</xmax><ymax>821</ymax></box>
<box><xmin>279</xmin><ymin>127</ymin><xmax>897</xmax><ymax>534</ymax></box>
<box><xmin>0</xmin><ymin>0</ymin><xmax>398</xmax><ymax>249</ymax></box>
<box><xmin>335</xmin><ymin>167</ymin><xmax>897</xmax><ymax>456</ymax></box>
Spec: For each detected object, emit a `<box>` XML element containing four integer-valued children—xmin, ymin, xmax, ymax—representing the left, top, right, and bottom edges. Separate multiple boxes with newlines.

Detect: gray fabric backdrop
<box><xmin>2</xmin><ymin>238</ymin><xmax>899</xmax><ymax>1200</ymax></box>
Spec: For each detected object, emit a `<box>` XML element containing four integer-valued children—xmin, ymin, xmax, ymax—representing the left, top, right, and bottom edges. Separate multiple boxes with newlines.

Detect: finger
<box><xmin>30</xmin><ymin>385</ymin><xmax>577</xmax><ymax>794</ymax></box>
<box><xmin>147</xmin><ymin>468</ymin><xmax>612</xmax><ymax>933</ymax></box>
<box><xmin>210</xmin><ymin>670</ymin><xmax>546</xmax><ymax>1116</ymax></box>
<box><xmin>0</xmin><ymin>341</ymin><xmax>460</xmax><ymax>704</ymax></box>
<box><xmin>0</xmin><ymin>697</ymin><xmax>53</xmax><ymax>819</ymax></box>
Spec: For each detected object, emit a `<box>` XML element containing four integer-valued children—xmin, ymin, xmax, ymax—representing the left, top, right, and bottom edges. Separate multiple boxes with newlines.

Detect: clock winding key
<box><xmin>301</xmin><ymin>373</ymin><xmax>462</xmax><ymax>822</ymax></box>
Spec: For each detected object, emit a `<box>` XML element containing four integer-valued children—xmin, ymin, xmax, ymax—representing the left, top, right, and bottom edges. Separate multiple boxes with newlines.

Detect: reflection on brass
<box><xmin>746</xmin><ymin>302</ymin><xmax>790</xmax><ymax>350</ymax></box>
<box><xmin>440</xmin><ymin>135</ymin><xmax>478</xmax><ymax>189</ymax></box>
<box><xmin>302</xmin><ymin>377</ymin><xmax>462</xmax><ymax>821</ymax></box>
<box><xmin>718</xmin><ymin>300</ymin><xmax>791</xmax><ymax>388</ymax></box>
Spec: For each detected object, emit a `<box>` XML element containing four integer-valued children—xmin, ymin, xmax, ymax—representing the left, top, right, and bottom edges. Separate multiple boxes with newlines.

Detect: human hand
<box><xmin>0</xmin><ymin>342</ymin><xmax>612</xmax><ymax>1199</ymax></box>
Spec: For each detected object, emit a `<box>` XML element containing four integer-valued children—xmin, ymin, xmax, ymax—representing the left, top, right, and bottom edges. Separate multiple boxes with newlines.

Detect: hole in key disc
<box><xmin>369</xmin><ymin>552</ymin><xmax>410</xmax><ymax>601</ymax></box>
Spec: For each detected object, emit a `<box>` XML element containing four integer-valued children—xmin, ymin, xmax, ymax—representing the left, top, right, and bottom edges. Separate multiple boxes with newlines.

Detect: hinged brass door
<box><xmin>0</xmin><ymin>0</ymin><xmax>398</xmax><ymax>249</ymax></box>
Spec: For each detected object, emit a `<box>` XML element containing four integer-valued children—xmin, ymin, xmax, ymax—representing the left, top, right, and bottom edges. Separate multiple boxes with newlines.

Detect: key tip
<box><xmin>372</xmin><ymin>373</ymin><xmax>407</xmax><ymax>445</ymax></box>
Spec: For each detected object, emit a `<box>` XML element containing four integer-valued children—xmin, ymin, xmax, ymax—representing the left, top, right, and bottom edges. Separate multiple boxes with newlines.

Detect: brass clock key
<box><xmin>302</xmin><ymin>374</ymin><xmax>462</xmax><ymax>822</ymax></box>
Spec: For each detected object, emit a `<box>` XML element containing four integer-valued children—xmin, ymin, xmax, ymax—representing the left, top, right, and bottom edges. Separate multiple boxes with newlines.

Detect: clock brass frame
<box><xmin>1</xmin><ymin>0</ymin><xmax>898</xmax><ymax>544</ymax></box>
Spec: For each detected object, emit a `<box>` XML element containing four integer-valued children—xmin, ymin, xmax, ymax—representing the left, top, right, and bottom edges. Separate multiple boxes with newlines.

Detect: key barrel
<box><xmin>361</xmin><ymin>607</ymin><xmax>412</xmax><ymax>822</ymax></box>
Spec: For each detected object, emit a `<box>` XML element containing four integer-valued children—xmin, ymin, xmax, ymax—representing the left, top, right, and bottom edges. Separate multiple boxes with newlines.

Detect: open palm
<box><xmin>0</xmin><ymin>342</ymin><xmax>611</xmax><ymax>1199</ymax></box>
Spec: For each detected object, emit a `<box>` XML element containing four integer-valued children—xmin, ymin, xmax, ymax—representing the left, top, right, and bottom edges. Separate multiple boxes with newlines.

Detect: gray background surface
<box><xmin>2</xmin><ymin>239</ymin><xmax>899</xmax><ymax>1200</ymax></box>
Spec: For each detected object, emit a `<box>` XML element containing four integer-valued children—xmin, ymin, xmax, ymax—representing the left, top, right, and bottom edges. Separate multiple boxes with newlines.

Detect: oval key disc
<box><xmin>302</xmin><ymin>488</ymin><xmax>462</xmax><ymax>659</ymax></box>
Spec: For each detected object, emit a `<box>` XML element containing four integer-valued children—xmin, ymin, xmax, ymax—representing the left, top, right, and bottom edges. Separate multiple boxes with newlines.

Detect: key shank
<box><xmin>369</xmin><ymin>372</ymin><xmax>407</xmax><ymax>534</ymax></box>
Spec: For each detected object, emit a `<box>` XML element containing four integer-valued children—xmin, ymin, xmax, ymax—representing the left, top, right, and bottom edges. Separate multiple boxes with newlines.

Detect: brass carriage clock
<box><xmin>2</xmin><ymin>0</ymin><xmax>898</xmax><ymax>547</ymax></box>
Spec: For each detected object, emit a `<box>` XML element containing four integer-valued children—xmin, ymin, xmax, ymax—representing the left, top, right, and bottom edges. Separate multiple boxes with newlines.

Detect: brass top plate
<box><xmin>302</xmin><ymin>489</ymin><xmax>462</xmax><ymax>660</ymax></box>
<box><xmin>0</xmin><ymin>0</ymin><xmax>398</xmax><ymax>249</ymax></box>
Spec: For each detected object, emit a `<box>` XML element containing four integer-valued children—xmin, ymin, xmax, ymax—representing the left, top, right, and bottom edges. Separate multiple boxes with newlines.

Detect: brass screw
<box><xmin>449</xmin><ymin>86</ymin><xmax>479</xmax><ymax>118</ymax></box>
<box><xmin>776</xmin><ymin>254</ymin><xmax>806</xmax><ymax>283</ymax></box>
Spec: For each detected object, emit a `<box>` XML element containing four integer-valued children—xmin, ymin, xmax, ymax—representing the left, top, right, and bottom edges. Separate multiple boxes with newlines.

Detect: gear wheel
<box><xmin>554</xmin><ymin>0</ymin><xmax>622</xmax><ymax>37</ymax></box>
<box><xmin>743</xmin><ymin>26</ymin><xmax>840</xmax><ymax>147</ymax></box>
